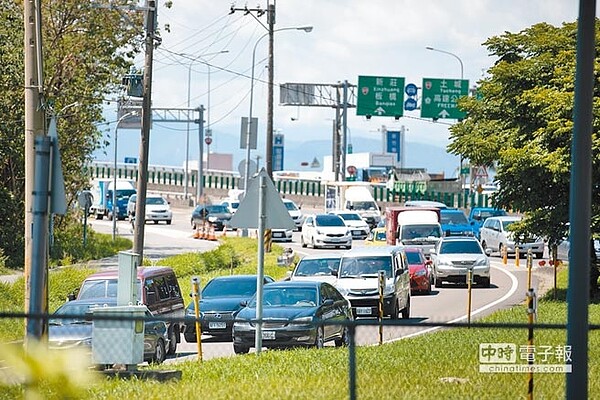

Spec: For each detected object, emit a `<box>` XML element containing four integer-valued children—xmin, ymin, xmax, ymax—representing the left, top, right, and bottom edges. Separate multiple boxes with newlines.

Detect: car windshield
<box><xmin>439</xmin><ymin>240</ymin><xmax>483</xmax><ymax>254</ymax></box>
<box><xmin>315</xmin><ymin>215</ymin><xmax>345</xmax><ymax>227</ymax></box>
<box><xmin>294</xmin><ymin>258</ymin><xmax>340</xmax><ymax>276</ymax></box>
<box><xmin>400</xmin><ymin>225</ymin><xmax>442</xmax><ymax>240</ymax></box>
<box><xmin>352</xmin><ymin>201</ymin><xmax>377</xmax><ymax>211</ymax></box>
<box><xmin>202</xmin><ymin>279</ymin><xmax>257</xmax><ymax>298</ymax></box>
<box><xmin>441</xmin><ymin>212</ymin><xmax>468</xmax><ymax>225</ymax></box>
<box><xmin>78</xmin><ymin>279</ymin><xmax>142</xmax><ymax>300</ymax></box>
<box><xmin>339</xmin><ymin>213</ymin><xmax>362</xmax><ymax>221</ymax></box>
<box><xmin>50</xmin><ymin>303</ymin><xmax>94</xmax><ymax>325</ymax></box>
<box><xmin>405</xmin><ymin>252</ymin><xmax>423</xmax><ymax>264</ymax></box>
<box><xmin>146</xmin><ymin>197</ymin><xmax>166</xmax><ymax>205</ymax></box>
<box><xmin>339</xmin><ymin>256</ymin><xmax>392</xmax><ymax>278</ymax></box>
<box><xmin>475</xmin><ymin>210</ymin><xmax>506</xmax><ymax>220</ymax></box>
<box><xmin>251</xmin><ymin>287</ymin><xmax>318</xmax><ymax>307</ymax></box>
<box><xmin>208</xmin><ymin>205</ymin><xmax>229</xmax><ymax>213</ymax></box>
<box><xmin>115</xmin><ymin>189</ymin><xmax>136</xmax><ymax>199</ymax></box>
<box><xmin>284</xmin><ymin>201</ymin><xmax>298</xmax><ymax>211</ymax></box>
<box><xmin>502</xmin><ymin>220</ymin><xmax>518</xmax><ymax>230</ymax></box>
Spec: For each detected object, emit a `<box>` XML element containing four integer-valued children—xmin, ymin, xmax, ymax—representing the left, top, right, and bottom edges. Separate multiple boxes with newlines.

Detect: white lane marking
<box><xmin>393</xmin><ymin>263</ymin><xmax>520</xmax><ymax>341</ymax></box>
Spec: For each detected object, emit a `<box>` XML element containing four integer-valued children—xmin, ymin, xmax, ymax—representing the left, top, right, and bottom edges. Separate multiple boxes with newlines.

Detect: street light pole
<box><xmin>183</xmin><ymin>51</ymin><xmax>228</xmax><ymax>200</ymax></box>
<box><xmin>244</xmin><ymin>26</ymin><xmax>313</xmax><ymax>192</ymax></box>
<box><xmin>113</xmin><ymin>111</ymin><xmax>137</xmax><ymax>241</ymax></box>
<box><xmin>426</xmin><ymin>46</ymin><xmax>465</xmax><ymax>194</ymax></box>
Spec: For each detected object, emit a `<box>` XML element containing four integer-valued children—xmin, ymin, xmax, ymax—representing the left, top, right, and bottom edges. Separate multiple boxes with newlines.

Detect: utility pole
<box><xmin>133</xmin><ymin>0</ymin><xmax>158</xmax><ymax>260</ymax></box>
<box><xmin>23</xmin><ymin>0</ymin><xmax>46</xmax><ymax>340</ymax></box>
<box><xmin>266</xmin><ymin>2</ymin><xmax>275</xmax><ymax>179</ymax></box>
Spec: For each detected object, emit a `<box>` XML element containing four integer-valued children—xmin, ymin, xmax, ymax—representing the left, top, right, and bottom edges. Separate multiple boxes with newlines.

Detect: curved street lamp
<box><xmin>425</xmin><ymin>46</ymin><xmax>464</xmax><ymax>79</ymax></box>
<box><xmin>243</xmin><ymin>26</ymin><xmax>313</xmax><ymax>193</ymax></box>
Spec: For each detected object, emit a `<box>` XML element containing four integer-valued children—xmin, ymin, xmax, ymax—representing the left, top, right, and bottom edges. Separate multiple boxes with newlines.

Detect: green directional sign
<box><xmin>421</xmin><ymin>78</ymin><xmax>469</xmax><ymax>120</ymax></box>
<box><xmin>357</xmin><ymin>75</ymin><xmax>405</xmax><ymax>117</ymax></box>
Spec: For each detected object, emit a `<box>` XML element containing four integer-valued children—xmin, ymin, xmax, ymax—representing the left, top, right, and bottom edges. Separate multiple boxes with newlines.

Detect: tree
<box><xmin>0</xmin><ymin>0</ymin><xmax>144</xmax><ymax>268</ymax></box>
<box><xmin>448</xmin><ymin>21</ymin><xmax>600</xmax><ymax>292</ymax></box>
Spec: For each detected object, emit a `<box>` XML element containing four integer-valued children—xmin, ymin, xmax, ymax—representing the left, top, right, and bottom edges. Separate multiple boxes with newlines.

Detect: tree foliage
<box><xmin>0</xmin><ymin>0</ymin><xmax>143</xmax><ymax>267</ymax></box>
<box><xmin>449</xmin><ymin>21</ymin><xmax>600</xmax><ymax>246</ymax></box>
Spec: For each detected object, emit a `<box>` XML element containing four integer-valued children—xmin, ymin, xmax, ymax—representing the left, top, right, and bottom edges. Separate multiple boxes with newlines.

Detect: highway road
<box><xmin>89</xmin><ymin>205</ymin><xmax>552</xmax><ymax>363</ymax></box>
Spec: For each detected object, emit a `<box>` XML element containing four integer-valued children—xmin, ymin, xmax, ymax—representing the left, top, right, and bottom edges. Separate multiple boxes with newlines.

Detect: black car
<box><xmin>48</xmin><ymin>298</ymin><xmax>169</xmax><ymax>365</ymax></box>
<box><xmin>191</xmin><ymin>204</ymin><xmax>232</xmax><ymax>231</ymax></box>
<box><xmin>184</xmin><ymin>275</ymin><xmax>275</xmax><ymax>342</ymax></box>
<box><xmin>232</xmin><ymin>281</ymin><xmax>353</xmax><ymax>354</ymax></box>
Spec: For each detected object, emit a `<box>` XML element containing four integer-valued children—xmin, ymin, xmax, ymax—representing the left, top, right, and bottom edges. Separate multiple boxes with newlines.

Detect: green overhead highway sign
<box><xmin>357</xmin><ymin>75</ymin><xmax>405</xmax><ymax>117</ymax></box>
<box><xmin>421</xmin><ymin>78</ymin><xmax>469</xmax><ymax>120</ymax></box>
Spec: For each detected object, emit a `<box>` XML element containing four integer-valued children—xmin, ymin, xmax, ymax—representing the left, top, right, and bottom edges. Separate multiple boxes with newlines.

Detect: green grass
<box><xmin>2</xmin><ymin>242</ymin><xmax>598</xmax><ymax>399</ymax></box>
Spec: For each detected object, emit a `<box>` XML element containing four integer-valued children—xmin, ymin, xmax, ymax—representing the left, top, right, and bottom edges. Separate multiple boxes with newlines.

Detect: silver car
<box><xmin>432</xmin><ymin>236</ymin><xmax>491</xmax><ymax>288</ymax></box>
<box><xmin>479</xmin><ymin>216</ymin><xmax>545</xmax><ymax>259</ymax></box>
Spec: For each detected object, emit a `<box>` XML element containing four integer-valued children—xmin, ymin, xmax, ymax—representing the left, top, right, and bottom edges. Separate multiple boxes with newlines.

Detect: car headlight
<box><xmin>293</xmin><ymin>316</ymin><xmax>313</xmax><ymax>322</ymax></box>
<box><xmin>233</xmin><ymin>320</ymin><xmax>251</xmax><ymax>328</ymax></box>
<box><xmin>474</xmin><ymin>258</ymin><xmax>489</xmax><ymax>267</ymax></box>
<box><xmin>336</xmin><ymin>286</ymin><xmax>349</xmax><ymax>296</ymax></box>
<box><xmin>208</xmin><ymin>216</ymin><xmax>217</xmax><ymax>222</ymax></box>
<box><xmin>82</xmin><ymin>337</ymin><xmax>92</xmax><ymax>346</ymax></box>
<box><xmin>384</xmin><ymin>282</ymin><xmax>395</xmax><ymax>296</ymax></box>
<box><xmin>316</xmin><ymin>229</ymin><xmax>324</xmax><ymax>235</ymax></box>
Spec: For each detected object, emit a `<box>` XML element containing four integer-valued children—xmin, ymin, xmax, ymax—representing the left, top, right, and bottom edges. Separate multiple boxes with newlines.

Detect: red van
<box><xmin>75</xmin><ymin>266</ymin><xmax>185</xmax><ymax>355</ymax></box>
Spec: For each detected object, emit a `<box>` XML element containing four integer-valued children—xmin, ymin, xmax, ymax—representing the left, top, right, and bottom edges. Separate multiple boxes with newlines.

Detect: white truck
<box><xmin>325</xmin><ymin>183</ymin><xmax>381</xmax><ymax>229</ymax></box>
<box><xmin>88</xmin><ymin>178</ymin><xmax>136</xmax><ymax>220</ymax></box>
<box><xmin>385</xmin><ymin>207</ymin><xmax>442</xmax><ymax>257</ymax></box>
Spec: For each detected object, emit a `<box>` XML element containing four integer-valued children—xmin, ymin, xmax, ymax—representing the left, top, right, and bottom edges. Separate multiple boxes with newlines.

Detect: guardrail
<box><xmin>87</xmin><ymin>161</ymin><xmax>494</xmax><ymax>209</ymax></box>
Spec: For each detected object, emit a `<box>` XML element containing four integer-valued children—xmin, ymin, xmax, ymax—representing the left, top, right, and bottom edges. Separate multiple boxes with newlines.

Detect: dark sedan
<box><xmin>232</xmin><ymin>281</ymin><xmax>353</xmax><ymax>354</ymax></box>
<box><xmin>184</xmin><ymin>275</ymin><xmax>275</xmax><ymax>342</ymax></box>
<box><xmin>48</xmin><ymin>298</ymin><xmax>169</xmax><ymax>364</ymax></box>
<box><xmin>191</xmin><ymin>204</ymin><xmax>232</xmax><ymax>231</ymax></box>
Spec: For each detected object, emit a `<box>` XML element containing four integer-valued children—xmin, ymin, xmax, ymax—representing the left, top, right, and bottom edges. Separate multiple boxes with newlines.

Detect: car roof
<box><xmin>439</xmin><ymin>236</ymin><xmax>480</xmax><ymax>242</ymax></box>
<box><xmin>298</xmin><ymin>254</ymin><xmax>341</xmax><ymax>261</ymax></box>
<box><xmin>208</xmin><ymin>274</ymin><xmax>272</xmax><ymax>282</ymax></box>
<box><xmin>404</xmin><ymin>247</ymin><xmax>424</xmax><ymax>253</ymax></box>
<box><xmin>264</xmin><ymin>280</ymin><xmax>323</xmax><ymax>289</ymax></box>
<box><xmin>83</xmin><ymin>266</ymin><xmax>175</xmax><ymax>280</ymax></box>
<box><xmin>404</xmin><ymin>200</ymin><xmax>448</xmax><ymax>209</ymax></box>
<box><xmin>487</xmin><ymin>215</ymin><xmax>521</xmax><ymax>221</ymax></box>
<box><xmin>341</xmin><ymin>245</ymin><xmax>404</xmax><ymax>257</ymax></box>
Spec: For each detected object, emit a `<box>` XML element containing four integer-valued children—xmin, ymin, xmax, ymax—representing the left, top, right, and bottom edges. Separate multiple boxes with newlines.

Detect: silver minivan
<box><xmin>334</xmin><ymin>246</ymin><xmax>410</xmax><ymax>319</ymax></box>
<box><xmin>479</xmin><ymin>216</ymin><xmax>545</xmax><ymax>259</ymax></box>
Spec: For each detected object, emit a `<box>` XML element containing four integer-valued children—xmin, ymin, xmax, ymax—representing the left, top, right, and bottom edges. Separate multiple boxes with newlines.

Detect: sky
<box><xmin>100</xmin><ymin>0</ymin><xmax>583</xmax><ymax>174</ymax></box>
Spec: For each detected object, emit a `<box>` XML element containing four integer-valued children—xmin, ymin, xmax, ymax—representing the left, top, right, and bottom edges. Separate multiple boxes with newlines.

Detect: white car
<box><xmin>432</xmin><ymin>236</ymin><xmax>491</xmax><ymax>288</ymax></box>
<box><xmin>288</xmin><ymin>254</ymin><xmax>341</xmax><ymax>284</ymax></box>
<box><xmin>301</xmin><ymin>214</ymin><xmax>352</xmax><ymax>250</ymax></box>
<box><xmin>271</xmin><ymin>228</ymin><xmax>293</xmax><ymax>243</ymax></box>
<box><xmin>479</xmin><ymin>216</ymin><xmax>544</xmax><ymax>259</ymax></box>
<box><xmin>329</xmin><ymin>210</ymin><xmax>370</xmax><ymax>240</ymax></box>
<box><xmin>283</xmin><ymin>199</ymin><xmax>304</xmax><ymax>231</ymax></box>
<box><xmin>144</xmin><ymin>195</ymin><xmax>172</xmax><ymax>224</ymax></box>
<box><xmin>220</xmin><ymin>198</ymin><xmax>240</xmax><ymax>214</ymax></box>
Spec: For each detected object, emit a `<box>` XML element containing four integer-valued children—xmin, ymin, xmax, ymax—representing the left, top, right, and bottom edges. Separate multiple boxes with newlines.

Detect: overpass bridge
<box><xmin>87</xmin><ymin>161</ymin><xmax>494</xmax><ymax>211</ymax></box>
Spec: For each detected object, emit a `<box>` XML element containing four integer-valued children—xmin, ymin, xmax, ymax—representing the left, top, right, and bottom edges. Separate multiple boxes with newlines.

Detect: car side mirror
<box><xmin>240</xmin><ymin>300</ymin><xmax>248</xmax><ymax>307</ymax></box>
<box><xmin>331</xmin><ymin>268</ymin><xmax>338</xmax><ymax>277</ymax></box>
<box><xmin>322</xmin><ymin>299</ymin><xmax>334</xmax><ymax>306</ymax></box>
<box><xmin>485</xmin><ymin>248</ymin><xmax>493</xmax><ymax>256</ymax></box>
<box><xmin>67</xmin><ymin>292</ymin><xmax>77</xmax><ymax>301</ymax></box>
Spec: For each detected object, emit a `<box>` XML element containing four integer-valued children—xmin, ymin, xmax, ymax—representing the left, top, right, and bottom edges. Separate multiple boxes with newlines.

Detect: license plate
<box><xmin>273</xmin><ymin>232</ymin><xmax>283</xmax><ymax>237</ymax></box>
<box><xmin>208</xmin><ymin>322</ymin><xmax>227</xmax><ymax>329</ymax></box>
<box><xmin>262</xmin><ymin>330</ymin><xmax>275</xmax><ymax>340</ymax></box>
<box><xmin>356</xmin><ymin>307</ymin><xmax>372</xmax><ymax>315</ymax></box>
<box><xmin>352</xmin><ymin>230</ymin><xmax>362</xmax><ymax>235</ymax></box>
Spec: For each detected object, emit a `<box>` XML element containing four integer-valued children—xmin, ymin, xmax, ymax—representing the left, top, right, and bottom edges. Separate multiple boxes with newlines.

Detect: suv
<box><xmin>74</xmin><ymin>266</ymin><xmax>185</xmax><ymax>355</ymax></box>
<box><xmin>127</xmin><ymin>194</ymin><xmax>172</xmax><ymax>225</ymax></box>
<box><xmin>329</xmin><ymin>210</ymin><xmax>370</xmax><ymax>239</ymax></box>
<box><xmin>431</xmin><ymin>236</ymin><xmax>491</xmax><ymax>287</ymax></box>
<box><xmin>334</xmin><ymin>246</ymin><xmax>410</xmax><ymax>319</ymax></box>
<box><xmin>479</xmin><ymin>216</ymin><xmax>544</xmax><ymax>259</ymax></box>
<box><xmin>440</xmin><ymin>208</ymin><xmax>474</xmax><ymax>237</ymax></box>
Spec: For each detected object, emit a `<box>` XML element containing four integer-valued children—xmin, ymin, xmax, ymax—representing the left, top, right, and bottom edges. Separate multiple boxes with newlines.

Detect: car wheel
<box><xmin>167</xmin><ymin>220</ymin><xmax>172</xmax><ymax>225</ymax></box>
<box><xmin>167</xmin><ymin>328</ymin><xmax>178</xmax><ymax>355</ymax></box>
<box><xmin>301</xmin><ymin>236</ymin><xmax>307</xmax><ymax>248</ymax></box>
<box><xmin>334</xmin><ymin>326</ymin><xmax>349</xmax><ymax>347</ymax></box>
<box><xmin>401</xmin><ymin>295</ymin><xmax>410</xmax><ymax>319</ymax></box>
<box><xmin>314</xmin><ymin>326</ymin><xmax>325</xmax><ymax>349</ymax></box>
<box><xmin>152</xmin><ymin>338</ymin><xmax>166</xmax><ymax>364</ymax></box>
<box><xmin>481</xmin><ymin>240</ymin><xmax>487</xmax><ymax>250</ymax></box>
<box><xmin>481</xmin><ymin>277</ymin><xmax>491</xmax><ymax>288</ymax></box>
<box><xmin>390</xmin><ymin>298</ymin><xmax>399</xmax><ymax>320</ymax></box>
<box><xmin>535</xmin><ymin>252</ymin><xmax>543</xmax><ymax>259</ymax></box>
<box><xmin>233</xmin><ymin>344</ymin><xmax>250</xmax><ymax>354</ymax></box>
<box><xmin>191</xmin><ymin>220</ymin><xmax>196</xmax><ymax>230</ymax></box>
<box><xmin>499</xmin><ymin>243</ymin><xmax>505</xmax><ymax>256</ymax></box>
<box><xmin>184</xmin><ymin>331</ymin><xmax>197</xmax><ymax>343</ymax></box>
<box><xmin>312</xmin><ymin>238</ymin><xmax>318</xmax><ymax>249</ymax></box>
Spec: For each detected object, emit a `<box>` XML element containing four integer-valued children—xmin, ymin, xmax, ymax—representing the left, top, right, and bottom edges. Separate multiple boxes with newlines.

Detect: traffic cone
<box><xmin>193</xmin><ymin>228</ymin><xmax>200</xmax><ymax>239</ymax></box>
<box><xmin>200</xmin><ymin>223</ymin><xmax>207</xmax><ymax>240</ymax></box>
<box><xmin>207</xmin><ymin>225</ymin><xmax>217</xmax><ymax>241</ymax></box>
<box><xmin>502</xmin><ymin>246</ymin><xmax>507</xmax><ymax>265</ymax></box>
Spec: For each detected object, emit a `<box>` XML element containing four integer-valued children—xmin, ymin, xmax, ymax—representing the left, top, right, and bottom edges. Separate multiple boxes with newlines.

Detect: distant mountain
<box><xmin>95</xmin><ymin>128</ymin><xmax>459</xmax><ymax>178</ymax></box>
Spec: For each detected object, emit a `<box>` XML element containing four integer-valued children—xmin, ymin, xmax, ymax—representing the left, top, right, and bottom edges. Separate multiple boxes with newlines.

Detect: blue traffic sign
<box><xmin>404</xmin><ymin>98</ymin><xmax>418</xmax><ymax>111</ymax></box>
<box><xmin>405</xmin><ymin>83</ymin><xmax>418</xmax><ymax>97</ymax></box>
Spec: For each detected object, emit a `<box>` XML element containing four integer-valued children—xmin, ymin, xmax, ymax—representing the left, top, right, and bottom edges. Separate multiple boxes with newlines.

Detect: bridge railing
<box><xmin>87</xmin><ymin>161</ymin><xmax>494</xmax><ymax>208</ymax></box>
